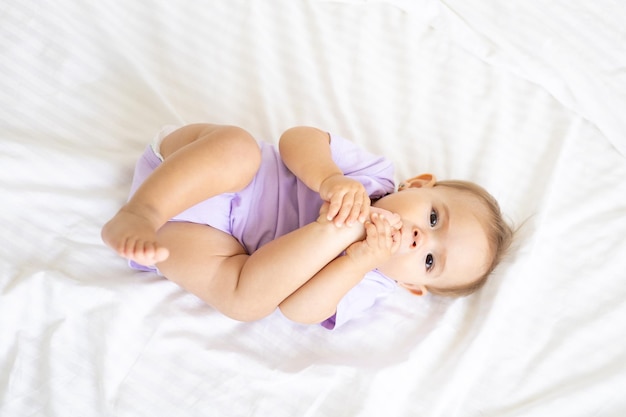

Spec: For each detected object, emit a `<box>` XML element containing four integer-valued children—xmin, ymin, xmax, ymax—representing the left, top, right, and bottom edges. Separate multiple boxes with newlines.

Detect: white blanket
<box><xmin>2</xmin><ymin>1</ymin><xmax>625</xmax><ymax>416</ymax></box>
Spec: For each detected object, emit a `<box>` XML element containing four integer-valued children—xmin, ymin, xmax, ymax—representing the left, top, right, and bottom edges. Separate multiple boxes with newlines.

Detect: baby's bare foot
<box><xmin>369</xmin><ymin>207</ymin><xmax>402</xmax><ymax>228</ymax></box>
<box><xmin>101</xmin><ymin>208</ymin><xmax>169</xmax><ymax>266</ymax></box>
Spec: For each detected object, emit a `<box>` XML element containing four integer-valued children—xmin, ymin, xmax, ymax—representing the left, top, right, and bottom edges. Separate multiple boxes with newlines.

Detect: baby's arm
<box><xmin>279</xmin><ymin>126</ymin><xmax>370</xmax><ymax>227</ymax></box>
<box><xmin>279</xmin><ymin>212</ymin><xmax>400</xmax><ymax>324</ymax></box>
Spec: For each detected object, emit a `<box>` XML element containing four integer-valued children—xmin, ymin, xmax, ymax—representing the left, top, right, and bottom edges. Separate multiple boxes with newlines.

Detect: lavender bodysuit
<box><xmin>129</xmin><ymin>126</ymin><xmax>398</xmax><ymax>329</ymax></box>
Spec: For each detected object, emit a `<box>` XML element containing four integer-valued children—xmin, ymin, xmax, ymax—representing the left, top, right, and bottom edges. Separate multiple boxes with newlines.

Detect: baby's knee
<box><xmin>218</xmin><ymin>287</ymin><xmax>276</xmax><ymax>322</ymax></box>
<box><xmin>222</xmin><ymin>126</ymin><xmax>260</xmax><ymax>157</ymax></box>
<box><xmin>221</xmin><ymin>301</ymin><xmax>275</xmax><ymax>323</ymax></box>
<box><xmin>219</xmin><ymin>126</ymin><xmax>262</xmax><ymax>175</ymax></box>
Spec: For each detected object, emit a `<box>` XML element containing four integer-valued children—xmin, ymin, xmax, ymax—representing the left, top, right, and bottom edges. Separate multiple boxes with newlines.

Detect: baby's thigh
<box><xmin>155</xmin><ymin>221</ymin><xmax>249</xmax><ymax>310</ymax></box>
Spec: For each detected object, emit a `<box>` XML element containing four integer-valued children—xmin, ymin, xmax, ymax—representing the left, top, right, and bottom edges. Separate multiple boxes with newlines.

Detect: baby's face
<box><xmin>373</xmin><ymin>186</ymin><xmax>491</xmax><ymax>293</ymax></box>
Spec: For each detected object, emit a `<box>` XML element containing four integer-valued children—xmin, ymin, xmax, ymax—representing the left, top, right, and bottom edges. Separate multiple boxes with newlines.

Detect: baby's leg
<box><xmin>101</xmin><ymin>124</ymin><xmax>261</xmax><ymax>266</ymax></box>
<box><xmin>155</xmin><ymin>214</ymin><xmax>364</xmax><ymax>322</ymax></box>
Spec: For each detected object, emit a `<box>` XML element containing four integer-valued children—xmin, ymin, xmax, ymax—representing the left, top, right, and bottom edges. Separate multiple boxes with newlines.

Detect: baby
<box><xmin>102</xmin><ymin>124</ymin><xmax>512</xmax><ymax>329</ymax></box>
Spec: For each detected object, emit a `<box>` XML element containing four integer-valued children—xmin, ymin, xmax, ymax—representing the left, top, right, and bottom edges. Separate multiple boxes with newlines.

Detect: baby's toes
<box><xmin>120</xmin><ymin>237</ymin><xmax>138</xmax><ymax>259</ymax></box>
<box><xmin>136</xmin><ymin>241</ymin><xmax>158</xmax><ymax>265</ymax></box>
<box><xmin>139</xmin><ymin>241</ymin><xmax>169</xmax><ymax>265</ymax></box>
<box><xmin>153</xmin><ymin>246</ymin><xmax>169</xmax><ymax>263</ymax></box>
<box><xmin>121</xmin><ymin>238</ymin><xmax>149</xmax><ymax>263</ymax></box>
<box><xmin>136</xmin><ymin>241</ymin><xmax>153</xmax><ymax>260</ymax></box>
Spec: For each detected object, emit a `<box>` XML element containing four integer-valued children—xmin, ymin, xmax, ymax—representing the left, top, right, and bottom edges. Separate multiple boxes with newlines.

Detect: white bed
<box><xmin>2</xmin><ymin>1</ymin><xmax>625</xmax><ymax>416</ymax></box>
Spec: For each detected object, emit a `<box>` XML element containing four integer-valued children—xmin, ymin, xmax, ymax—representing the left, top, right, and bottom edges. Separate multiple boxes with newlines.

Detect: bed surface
<box><xmin>1</xmin><ymin>1</ymin><xmax>625</xmax><ymax>416</ymax></box>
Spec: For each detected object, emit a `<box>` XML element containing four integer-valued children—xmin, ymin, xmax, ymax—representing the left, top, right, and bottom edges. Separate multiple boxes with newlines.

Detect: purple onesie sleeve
<box><xmin>328</xmin><ymin>133</ymin><xmax>395</xmax><ymax>201</ymax></box>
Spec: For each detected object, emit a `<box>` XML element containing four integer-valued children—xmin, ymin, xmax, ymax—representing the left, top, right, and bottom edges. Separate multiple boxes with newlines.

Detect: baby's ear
<box><xmin>398</xmin><ymin>282</ymin><xmax>428</xmax><ymax>296</ymax></box>
<box><xmin>399</xmin><ymin>173</ymin><xmax>436</xmax><ymax>190</ymax></box>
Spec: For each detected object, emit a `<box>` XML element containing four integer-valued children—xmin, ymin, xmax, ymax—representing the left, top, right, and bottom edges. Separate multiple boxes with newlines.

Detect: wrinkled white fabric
<box><xmin>1</xmin><ymin>1</ymin><xmax>625</xmax><ymax>416</ymax></box>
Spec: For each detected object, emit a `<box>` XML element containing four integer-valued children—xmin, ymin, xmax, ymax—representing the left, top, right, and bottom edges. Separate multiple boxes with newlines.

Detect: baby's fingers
<box><xmin>326</xmin><ymin>193</ymin><xmax>346</xmax><ymax>224</ymax></box>
<box><xmin>354</xmin><ymin>193</ymin><xmax>371</xmax><ymax>225</ymax></box>
<box><xmin>327</xmin><ymin>192</ymin><xmax>365</xmax><ymax>227</ymax></box>
<box><xmin>344</xmin><ymin>192</ymin><xmax>370</xmax><ymax>226</ymax></box>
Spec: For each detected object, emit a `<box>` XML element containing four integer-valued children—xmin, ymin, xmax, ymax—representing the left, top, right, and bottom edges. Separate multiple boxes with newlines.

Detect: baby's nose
<box><xmin>410</xmin><ymin>227</ymin><xmax>427</xmax><ymax>249</ymax></box>
<box><xmin>411</xmin><ymin>228</ymin><xmax>419</xmax><ymax>248</ymax></box>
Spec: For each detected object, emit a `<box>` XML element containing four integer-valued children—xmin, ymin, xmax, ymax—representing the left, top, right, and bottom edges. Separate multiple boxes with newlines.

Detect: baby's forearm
<box><xmin>279</xmin><ymin>211</ymin><xmax>399</xmax><ymax>324</ymax></box>
<box><xmin>278</xmin><ymin>254</ymin><xmax>371</xmax><ymax>324</ymax></box>
<box><xmin>232</xmin><ymin>220</ymin><xmax>364</xmax><ymax>318</ymax></box>
<box><xmin>278</xmin><ymin>126</ymin><xmax>342</xmax><ymax>192</ymax></box>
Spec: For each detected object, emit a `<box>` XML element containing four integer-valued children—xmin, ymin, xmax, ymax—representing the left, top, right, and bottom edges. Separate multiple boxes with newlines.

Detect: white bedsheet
<box><xmin>1</xmin><ymin>1</ymin><xmax>625</xmax><ymax>416</ymax></box>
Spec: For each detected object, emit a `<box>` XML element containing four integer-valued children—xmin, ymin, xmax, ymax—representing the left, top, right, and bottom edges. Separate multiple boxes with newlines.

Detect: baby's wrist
<box><xmin>317</xmin><ymin>172</ymin><xmax>343</xmax><ymax>194</ymax></box>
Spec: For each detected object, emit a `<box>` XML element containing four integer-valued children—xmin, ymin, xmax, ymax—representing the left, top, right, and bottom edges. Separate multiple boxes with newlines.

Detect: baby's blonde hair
<box><xmin>425</xmin><ymin>180</ymin><xmax>513</xmax><ymax>297</ymax></box>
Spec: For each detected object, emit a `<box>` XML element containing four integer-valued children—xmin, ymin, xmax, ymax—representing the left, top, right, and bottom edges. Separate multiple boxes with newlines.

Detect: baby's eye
<box><xmin>425</xmin><ymin>253</ymin><xmax>434</xmax><ymax>271</ymax></box>
<box><xmin>429</xmin><ymin>209</ymin><xmax>438</xmax><ymax>227</ymax></box>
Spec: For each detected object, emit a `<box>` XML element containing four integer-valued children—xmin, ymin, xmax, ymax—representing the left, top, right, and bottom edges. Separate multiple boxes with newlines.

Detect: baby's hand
<box><xmin>319</xmin><ymin>174</ymin><xmax>370</xmax><ymax>227</ymax></box>
<box><xmin>345</xmin><ymin>212</ymin><xmax>400</xmax><ymax>269</ymax></box>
